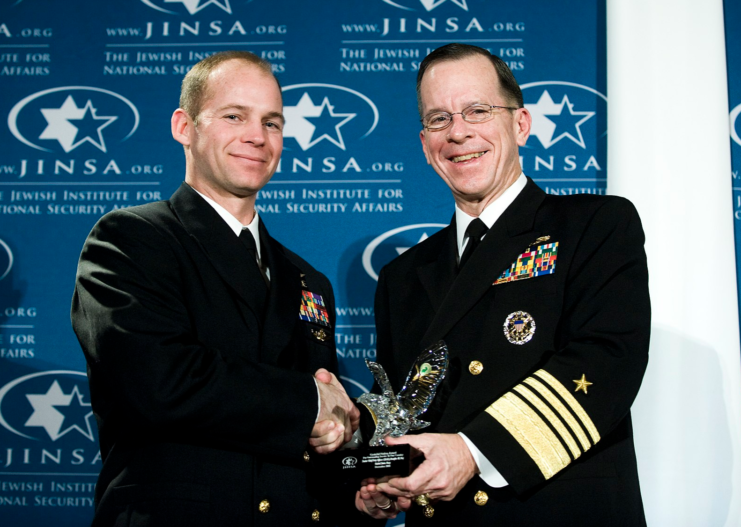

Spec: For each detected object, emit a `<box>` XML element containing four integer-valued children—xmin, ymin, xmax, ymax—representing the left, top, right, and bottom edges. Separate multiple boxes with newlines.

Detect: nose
<box><xmin>240</xmin><ymin>119</ymin><xmax>267</xmax><ymax>145</ymax></box>
<box><xmin>446</xmin><ymin>113</ymin><xmax>473</xmax><ymax>143</ymax></box>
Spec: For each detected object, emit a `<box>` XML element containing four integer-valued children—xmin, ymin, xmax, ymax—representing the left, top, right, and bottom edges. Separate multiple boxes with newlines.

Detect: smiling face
<box><xmin>172</xmin><ymin>59</ymin><xmax>284</xmax><ymax>211</ymax></box>
<box><xmin>418</xmin><ymin>54</ymin><xmax>531</xmax><ymax>215</ymax></box>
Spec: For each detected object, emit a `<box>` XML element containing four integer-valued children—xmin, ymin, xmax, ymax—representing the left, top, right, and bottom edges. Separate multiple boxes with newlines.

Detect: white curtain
<box><xmin>607</xmin><ymin>1</ymin><xmax>741</xmax><ymax>525</ymax></box>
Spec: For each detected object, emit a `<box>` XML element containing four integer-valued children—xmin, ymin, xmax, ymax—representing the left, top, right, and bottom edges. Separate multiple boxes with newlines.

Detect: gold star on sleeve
<box><xmin>573</xmin><ymin>374</ymin><xmax>593</xmax><ymax>394</ymax></box>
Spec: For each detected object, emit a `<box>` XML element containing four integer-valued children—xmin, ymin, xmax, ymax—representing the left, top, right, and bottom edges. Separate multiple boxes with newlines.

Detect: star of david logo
<box><xmin>25</xmin><ymin>380</ymin><xmax>94</xmax><ymax>441</ymax></box>
<box><xmin>39</xmin><ymin>95</ymin><xmax>117</xmax><ymax>153</ymax></box>
<box><xmin>363</xmin><ymin>224</ymin><xmax>446</xmax><ymax>281</ymax></box>
<box><xmin>526</xmin><ymin>90</ymin><xmax>595</xmax><ymax>149</ymax></box>
<box><xmin>283</xmin><ymin>93</ymin><xmax>356</xmax><ymax>151</ymax></box>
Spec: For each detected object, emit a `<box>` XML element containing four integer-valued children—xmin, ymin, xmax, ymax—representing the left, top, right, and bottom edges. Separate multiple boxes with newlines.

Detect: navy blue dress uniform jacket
<box><xmin>374</xmin><ymin>178</ymin><xmax>650</xmax><ymax>526</ymax></box>
<box><xmin>72</xmin><ymin>183</ymin><xmax>344</xmax><ymax>526</ymax></box>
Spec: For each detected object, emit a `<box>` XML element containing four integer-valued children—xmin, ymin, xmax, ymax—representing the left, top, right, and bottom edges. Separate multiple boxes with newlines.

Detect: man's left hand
<box><xmin>375</xmin><ymin>433</ymin><xmax>478</xmax><ymax>502</ymax></box>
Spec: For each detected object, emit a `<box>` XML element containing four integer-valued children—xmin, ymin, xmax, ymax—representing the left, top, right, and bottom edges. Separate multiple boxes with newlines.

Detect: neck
<box><xmin>186</xmin><ymin>179</ymin><xmax>257</xmax><ymax>225</ymax></box>
<box><xmin>218</xmin><ymin>196</ymin><xmax>256</xmax><ymax>225</ymax></box>
<box><xmin>455</xmin><ymin>195</ymin><xmax>495</xmax><ymax>217</ymax></box>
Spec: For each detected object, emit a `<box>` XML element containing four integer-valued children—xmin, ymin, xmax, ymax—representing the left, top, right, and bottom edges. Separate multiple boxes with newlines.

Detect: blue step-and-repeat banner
<box><xmin>0</xmin><ymin>0</ymin><xmax>613</xmax><ymax>525</ymax></box>
<box><xmin>729</xmin><ymin>0</ymin><xmax>741</xmax><ymax>314</ymax></box>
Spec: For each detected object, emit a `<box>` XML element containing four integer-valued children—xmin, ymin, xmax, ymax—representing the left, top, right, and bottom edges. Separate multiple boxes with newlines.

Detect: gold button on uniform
<box><xmin>311</xmin><ymin>509</ymin><xmax>320</xmax><ymax>522</ymax></box>
<box><xmin>469</xmin><ymin>360</ymin><xmax>484</xmax><ymax>375</ymax></box>
<box><xmin>474</xmin><ymin>490</ymin><xmax>489</xmax><ymax>506</ymax></box>
<box><xmin>258</xmin><ymin>499</ymin><xmax>270</xmax><ymax>513</ymax></box>
<box><xmin>303</xmin><ymin>451</ymin><xmax>311</xmax><ymax>462</ymax></box>
<box><xmin>423</xmin><ymin>505</ymin><xmax>435</xmax><ymax>518</ymax></box>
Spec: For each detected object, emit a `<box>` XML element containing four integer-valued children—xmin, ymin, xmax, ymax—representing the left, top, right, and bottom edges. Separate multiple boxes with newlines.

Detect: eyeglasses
<box><xmin>421</xmin><ymin>104</ymin><xmax>519</xmax><ymax>131</ymax></box>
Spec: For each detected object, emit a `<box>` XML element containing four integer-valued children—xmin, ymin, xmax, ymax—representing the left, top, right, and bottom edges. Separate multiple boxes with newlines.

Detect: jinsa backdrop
<box><xmin>0</xmin><ymin>0</ymin><xmax>737</xmax><ymax>526</ymax></box>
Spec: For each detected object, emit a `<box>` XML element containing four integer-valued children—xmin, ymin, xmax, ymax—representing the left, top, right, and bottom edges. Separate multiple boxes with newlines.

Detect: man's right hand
<box><xmin>310</xmin><ymin>369</ymin><xmax>360</xmax><ymax>453</ymax></box>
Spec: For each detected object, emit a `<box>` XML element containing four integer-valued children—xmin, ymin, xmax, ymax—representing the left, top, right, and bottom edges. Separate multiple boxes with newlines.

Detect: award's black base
<box><xmin>315</xmin><ymin>444</ymin><xmax>412</xmax><ymax>481</ymax></box>
<box><xmin>311</xmin><ymin>397</ymin><xmax>413</xmax><ymax>480</ymax></box>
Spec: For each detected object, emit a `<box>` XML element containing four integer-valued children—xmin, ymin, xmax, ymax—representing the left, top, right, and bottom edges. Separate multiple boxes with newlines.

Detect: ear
<box><xmin>171</xmin><ymin>108</ymin><xmax>193</xmax><ymax>147</ymax></box>
<box><xmin>419</xmin><ymin>129</ymin><xmax>431</xmax><ymax>165</ymax></box>
<box><xmin>514</xmin><ymin>107</ymin><xmax>532</xmax><ymax>147</ymax></box>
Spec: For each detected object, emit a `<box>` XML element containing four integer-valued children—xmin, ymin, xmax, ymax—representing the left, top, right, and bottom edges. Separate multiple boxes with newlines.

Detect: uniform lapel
<box><xmin>169</xmin><ymin>183</ymin><xmax>267</xmax><ymax>322</ymax></box>
<box><xmin>258</xmin><ymin>221</ymin><xmax>302</xmax><ymax>365</ymax></box>
<box><xmin>417</xmin><ymin>219</ymin><xmax>458</xmax><ymax>312</ymax></box>
<box><xmin>420</xmin><ymin>179</ymin><xmax>546</xmax><ymax>348</ymax></box>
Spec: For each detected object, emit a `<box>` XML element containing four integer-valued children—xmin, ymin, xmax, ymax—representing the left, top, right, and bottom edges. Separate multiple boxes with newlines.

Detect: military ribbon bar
<box><xmin>299</xmin><ymin>290</ymin><xmax>331</xmax><ymax>327</ymax></box>
<box><xmin>494</xmin><ymin>242</ymin><xmax>559</xmax><ymax>285</ymax></box>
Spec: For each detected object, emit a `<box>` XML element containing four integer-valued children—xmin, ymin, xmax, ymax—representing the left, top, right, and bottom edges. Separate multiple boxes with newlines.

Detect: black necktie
<box><xmin>458</xmin><ymin>218</ymin><xmax>488</xmax><ymax>269</ymax></box>
<box><xmin>239</xmin><ymin>229</ymin><xmax>269</xmax><ymax>292</ymax></box>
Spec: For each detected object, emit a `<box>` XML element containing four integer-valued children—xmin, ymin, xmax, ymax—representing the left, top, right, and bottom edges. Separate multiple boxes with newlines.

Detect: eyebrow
<box><xmin>265</xmin><ymin>110</ymin><xmax>286</xmax><ymax>125</ymax></box>
<box><xmin>424</xmin><ymin>101</ymin><xmax>489</xmax><ymax>115</ymax></box>
<box><xmin>216</xmin><ymin>104</ymin><xmax>285</xmax><ymax>124</ymax></box>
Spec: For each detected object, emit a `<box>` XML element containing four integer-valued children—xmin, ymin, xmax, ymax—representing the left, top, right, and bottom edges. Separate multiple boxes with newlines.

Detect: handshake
<box><xmin>309</xmin><ymin>368</ymin><xmax>361</xmax><ymax>454</ymax></box>
<box><xmin>309</xmin><ymin>342</ymin><xmax>448</xmax><ymax>454</ymax></box>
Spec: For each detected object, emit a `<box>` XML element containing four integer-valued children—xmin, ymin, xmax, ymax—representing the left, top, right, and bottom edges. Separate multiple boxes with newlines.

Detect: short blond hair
<box><xmin>179</xmin><ymin>51</ymin><xmax>280</xmax><ymax>125</ymax></box>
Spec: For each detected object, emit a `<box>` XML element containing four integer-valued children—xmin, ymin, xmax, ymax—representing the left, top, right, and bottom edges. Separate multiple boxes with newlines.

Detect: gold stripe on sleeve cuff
<box><xmin>523</xmin><ymin>377</ymin><xmax>592</xmax><ymax>452</ymax></box>
<box><xmin>534</xmin><ymin>369</ymin><xmax>600</xmax><ymax>443</ymax></box>
<box><xmin>486</xmin><ymin>392</ymin><xmax>571</xmax><ymax>480</ymax></box>
<box><xmin>513</xmin><ymin>384</ymin><xmax>581</xmax><ymax>460</ymax></box>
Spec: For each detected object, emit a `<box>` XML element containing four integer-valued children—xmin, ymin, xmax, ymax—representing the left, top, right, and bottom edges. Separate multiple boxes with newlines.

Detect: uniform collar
<box><xmin>190</xmin><ymin>186</ymin><xmax>262</xmax><ymax>261</ymax></box>
<box><xmin>455</xmin><ymin>173</ymin><xmax>527</xmax><ymax>258</ymax></box>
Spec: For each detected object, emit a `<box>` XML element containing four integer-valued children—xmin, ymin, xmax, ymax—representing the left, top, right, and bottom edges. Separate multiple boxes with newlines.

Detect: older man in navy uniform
<box><xmin>357</xmin><ymin>44</ymin><xmax>649</xmax><ymax>526</ymax></box>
